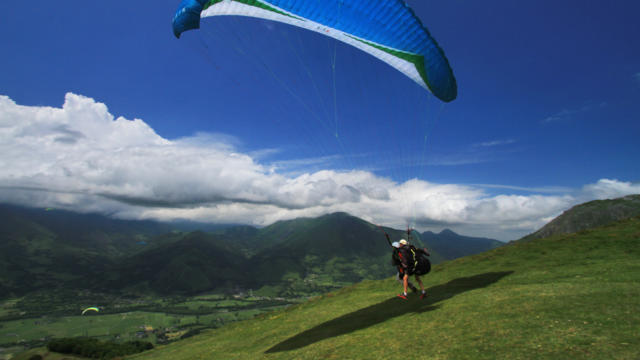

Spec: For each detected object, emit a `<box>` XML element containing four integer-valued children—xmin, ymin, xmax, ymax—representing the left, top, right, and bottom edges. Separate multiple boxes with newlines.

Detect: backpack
<box><xmin>407</xmin><ymin>245</ymin><xmax>431</xmax><ymax>275</ymax></box>
<box><xmin>414</xmin><ymin>251</ymin><xmax>431</xmax><ymax>275</ymax></box>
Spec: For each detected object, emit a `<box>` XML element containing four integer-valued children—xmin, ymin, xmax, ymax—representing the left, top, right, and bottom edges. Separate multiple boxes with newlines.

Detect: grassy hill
<box><xmin>126</xmin><ymin>216</ymin><xmax>640</xmax><ymax>359</ymax></box>
<box><xmin>521</xmin><ymin>194</ymin><xmax>640</xmax><ymax>241</ymax></box>
<box><xmin>0</xmin><ymin>206</ymin><xmax>117</xmax><ymax>297</ymax></box>
<box><xmin>104</xmin><ymin>231</ymin><xmax>250</xmax><ymax>295</ymax></box>
<box><xmin>0</xmin><ymin>204</ymin><xmax>192</xmax><ymax>298</ymax></box>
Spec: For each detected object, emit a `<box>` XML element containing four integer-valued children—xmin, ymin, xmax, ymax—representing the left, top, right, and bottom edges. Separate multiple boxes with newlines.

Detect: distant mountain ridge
<box><xmin>421</xmin><ymin>229</ymin><xmax>504</xmax><ymax>259</ymax></box>
<box><xmin>520</xmin><ymin>194</ymin><xmax>640</xmax><ymax>241</ymax></box>
<box><xmin>0</xmin><ymin>204</ymin><xmax>502</xmax><ymax>298</ymax></box>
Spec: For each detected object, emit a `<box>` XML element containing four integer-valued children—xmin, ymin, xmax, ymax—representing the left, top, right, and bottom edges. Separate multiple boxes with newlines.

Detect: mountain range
<box><xmin>421</xmin><ymin>229</ymin><xmax>503</xmax><ymax>259</ymax></box>
<box><xmin>0</xmin><ymin>204</ymin><xmax>502</xmax><ymax>299</ymax></box>
<box><xmin>5</xmin><ymin>194</ymin><xmax>640</xmax><ymax>300</ymax></box>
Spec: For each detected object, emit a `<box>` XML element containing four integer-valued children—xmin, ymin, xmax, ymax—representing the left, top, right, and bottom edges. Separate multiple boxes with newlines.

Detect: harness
<box><xmin>398</xmin><ymin>246</ymin><xmax>418</xmax><ymax>270</ymax></box>
<box><xmin>409</xmin><ymin>246</ymin><xmax>419</xmax><ymax>269</ymax></box>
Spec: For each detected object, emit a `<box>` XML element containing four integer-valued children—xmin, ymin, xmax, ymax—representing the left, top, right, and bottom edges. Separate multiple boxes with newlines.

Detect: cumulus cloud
<box><xmin>581</xmin><ymin>179</ymin><xmax>640</xmax><ymax>200</ymax></box>
<box><xmin>0</xmin><ymin>93</ymin><xmax>637</xmax><ymax>241</ymax></box>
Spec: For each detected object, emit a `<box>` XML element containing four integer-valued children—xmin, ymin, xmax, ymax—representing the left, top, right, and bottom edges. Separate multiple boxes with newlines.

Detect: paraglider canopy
<box><xmin>82</xmin><ymin>307</ymin><xmax>99</xmax><ymax>315</ymax></box>
<box><xmin>172</xmin><ymin>0</ymin><xmax>457</xmax><ymax>102</ymax></box>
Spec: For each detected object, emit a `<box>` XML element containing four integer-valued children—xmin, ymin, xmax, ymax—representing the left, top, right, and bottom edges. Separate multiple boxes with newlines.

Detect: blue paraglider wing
<box><xmin>173</xmin><ymin>0</ymin><xmax>456</xmax><ymax>102</ymax></box>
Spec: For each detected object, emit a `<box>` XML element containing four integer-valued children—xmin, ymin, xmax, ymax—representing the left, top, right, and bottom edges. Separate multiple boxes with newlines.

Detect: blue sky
<box><xmin>1</xmin><ymin>0</ymin><xmax>639</xmax><ymax>240</ymax></box>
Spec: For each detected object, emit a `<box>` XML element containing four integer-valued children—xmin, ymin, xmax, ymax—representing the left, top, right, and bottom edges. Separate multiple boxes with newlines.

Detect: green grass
<box><xmin>127</xmin><ymin>217</ymin><xmax>640</xmax><ymax>359</ymax></box>
<box><xmin>0</xmin><ymin>299</ymin><xmax>20</xmax><ymax>318</ymax></box>
<box><xmin>1</xmin><ymin>295</ymin><xmax>295</xmax><ymax>352</ymax></box>
<box><xmin>7</xmin><ymin>347</ymin><xmax>87</xmax><ymax>360</ymax></box>
<box><xmin>1</xmin><ymin>312</ymin><xmax>172</xmax><ymax>343</ymax></box>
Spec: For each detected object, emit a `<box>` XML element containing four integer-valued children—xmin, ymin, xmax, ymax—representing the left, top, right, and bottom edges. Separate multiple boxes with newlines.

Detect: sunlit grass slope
<box><xmin>128</xmin><ymin>217</ymin><xmax>640</xmax><ymax>359</ymax></box>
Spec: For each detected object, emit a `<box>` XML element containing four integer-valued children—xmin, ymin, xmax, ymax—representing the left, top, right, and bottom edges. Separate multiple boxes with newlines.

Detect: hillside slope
<box><xmin>105</xmin><ymin>231</ymin><xmax>250</xmax><ymax>294</ymax></box>
<box><xmin>521</xmin><ymin>194</ymin><xmax>640</xmax><ymax>241</ymax></box>
<box><xmin>128</xmin><ymin>217</ymin><xmax>640</xmax><ymax>360</ymax></box>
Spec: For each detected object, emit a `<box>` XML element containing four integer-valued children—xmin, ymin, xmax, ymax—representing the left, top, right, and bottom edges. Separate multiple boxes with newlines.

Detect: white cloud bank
<box><xmin>1</xmin><ymin>93</ymin><xmax>639</xmax><ymax>240</ymax></box>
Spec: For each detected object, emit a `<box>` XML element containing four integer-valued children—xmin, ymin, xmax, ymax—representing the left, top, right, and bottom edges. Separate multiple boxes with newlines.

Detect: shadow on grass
<box><xmin>265</xmin><ymin>271</ymin><xmax>513</xmax><ymax>353</ymax></box>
